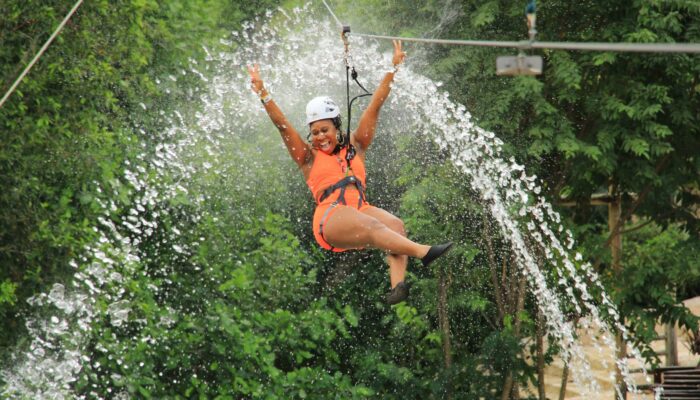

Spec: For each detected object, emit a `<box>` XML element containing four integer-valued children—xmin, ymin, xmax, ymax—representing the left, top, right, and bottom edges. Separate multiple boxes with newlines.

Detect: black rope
<box><xmin>345</xmin><ymin>67</ymin><xmax>372</xmax><ymax>159</ymax></box>
<box><xmin>342</xmin><ymin>28</ymin><xmax>373</xmax><ymax>165</ymax></box>
<box><xmin>345</xmin><ymin>63</ymin><xmax>351</xmax><ymax>145</ymax></box>
<box><xmin>351</xmin><ymin>67</ymin><xmax>371</xmax><ymax>94</ymax></box>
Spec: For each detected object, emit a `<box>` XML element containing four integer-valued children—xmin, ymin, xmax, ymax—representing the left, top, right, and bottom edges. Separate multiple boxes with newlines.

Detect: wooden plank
<box><xmin>657</xmin><ymin>390</ymin><xmax>700</xmax><ymax>394</ymax></box>
<box><xmin>665</xmin><ymin>368</ymin><xmax>700</xmax><ymax>372</ymax></box>
<box><xmin>665</xmin><ymin>371</ymin><xmax>700</xmax><ymax>375</ymax></box>
<box><xmin>655</xmin><ymin>383</ymin><xmax>700</xmax><ymax>388</ymax></box>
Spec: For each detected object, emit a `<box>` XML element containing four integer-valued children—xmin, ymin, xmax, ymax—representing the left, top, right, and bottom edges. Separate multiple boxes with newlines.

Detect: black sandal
<box><xmin>386</xmin><ymin>281</ymin><xmax>409</xmax><ymax>305</ymax></box>
<box><xmin>421</xmin><ymin>242</ymin><xmax>454</xmax><ymax>267</ymax></box>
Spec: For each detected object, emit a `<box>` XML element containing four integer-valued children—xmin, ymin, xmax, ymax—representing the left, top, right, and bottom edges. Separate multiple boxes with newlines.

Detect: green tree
<box><xmin>0</xmin><ymin>0</ymin><xmax>280</xmax><ymax>369</ymax></box>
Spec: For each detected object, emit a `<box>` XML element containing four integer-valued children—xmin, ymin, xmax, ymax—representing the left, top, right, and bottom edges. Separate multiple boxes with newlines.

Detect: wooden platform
<box><xmin>638</xmin><ymin>366</ymin><xmax>700</xmax><ymax>400</ymax></box>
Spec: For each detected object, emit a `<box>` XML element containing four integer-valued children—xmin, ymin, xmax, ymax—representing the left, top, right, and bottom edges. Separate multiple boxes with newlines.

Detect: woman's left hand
<box><xmin>247</xmin><ymin>64</ymin><xmax>265</xmax><ymax>95</ymax></box>
<box><xmin>392</xmin><ymin>40</ymin><xmax>406</xmax><ymax>68</ymax></box>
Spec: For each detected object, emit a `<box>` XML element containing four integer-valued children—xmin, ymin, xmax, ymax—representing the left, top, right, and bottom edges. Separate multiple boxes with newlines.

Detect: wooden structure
<box><xmin>642</xmin><ymin>366</ymin><xmax>700</xmax><ymax>399</ymax></box>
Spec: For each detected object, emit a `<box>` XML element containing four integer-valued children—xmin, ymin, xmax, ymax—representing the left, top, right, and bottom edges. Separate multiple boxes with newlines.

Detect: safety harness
<box><xmin>319</xmin><ymin>175</ymin><xmax>366</xmax><ymax>207</ymax></box>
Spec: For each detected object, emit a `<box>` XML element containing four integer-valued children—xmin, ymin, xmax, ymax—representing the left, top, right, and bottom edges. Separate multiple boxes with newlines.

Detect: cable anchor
<box><xmin>496</xmin><ymin>0</ymin><xmax>542</xmax><ymax>75</ymax></box>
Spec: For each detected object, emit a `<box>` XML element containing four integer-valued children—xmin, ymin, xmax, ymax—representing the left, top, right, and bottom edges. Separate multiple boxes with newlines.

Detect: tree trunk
<box><xmin>511</xmin><ymin>381</ymin><xmax>521</xmax><ymax>400</ymax></box>
<box><xmin>484</xmin><ymin>216</ymin><xmax>529</xmax><ymax>400</ymax></box>
<box><xmin>501</xmin><ymin>268</ymin><xmax>527</xmax><ymax>400</ymax></box>
<box><xmin>513</xmin><ymin>270</ymin><xmax>527</xmax><ymax>335</ymax></box>
<box><xmin>665</xmin><ymin>322</ymin><xmax>678</xmax><ymax>366</ymax></box>
<box><xmin>510</xmin><ymin>271</ymin><xmax>527</xmax><ymax>400</ymax></box>
<box><xmin>608</xmin><ymin>185</ymin><xmax>626</xmax><ymax>400</ymax></box>
<box><xmin>483</xmin><ymin>214</ymin><xmax>506</xmax><ymax>323</ymax></box>
<box><xmin>501</xmin><ymin>373</ymin><xmax>514</xmax><ymax>400</ymax></box>
<box><xmin>438</xmin><ymin>267</ymin><xmax>453</xmax><ymax>400</ymax></box>
<box><xmin>536</xmin><ymin>309</ymin><xmax>546</xmax><ymax>400</ymax></box>
<box><xmin>558</xmin><ymin>361</ymin><xmax>569</xmax><ymax>400</ymax></box>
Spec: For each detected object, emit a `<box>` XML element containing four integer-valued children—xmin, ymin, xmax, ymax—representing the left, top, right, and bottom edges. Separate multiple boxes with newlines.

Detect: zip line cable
<box><xmin>0</xmin><ymin>0</ymin><xmax>84</xmax><ymax>109</ymax></box>
<box><xmin>321</xmin><ymin>0</ymin><xmax>700</xmax><ymax>54</ymax></box>
<box><xmin>322</xmin><ymin>0</ymin><xmax>344</xmax><ymax>30</ymax></box>
<box><xmin>352</xmin><ymin>33</ymin><xmax>700</xmax><ymax>53</ymax></box>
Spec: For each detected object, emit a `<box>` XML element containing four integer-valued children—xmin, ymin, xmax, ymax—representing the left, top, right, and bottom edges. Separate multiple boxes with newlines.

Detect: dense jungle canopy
<box><xmin>1</xmin><ymin>0</ymin><xmax>699</xmax><ymax>398</ymax></box>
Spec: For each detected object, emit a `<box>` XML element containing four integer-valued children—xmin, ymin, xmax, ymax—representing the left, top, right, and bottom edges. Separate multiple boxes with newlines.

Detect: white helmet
<box><xmin>305</xmin><ymin>96</ymin><xmax>340</xmax><ymax>125</ymax></box>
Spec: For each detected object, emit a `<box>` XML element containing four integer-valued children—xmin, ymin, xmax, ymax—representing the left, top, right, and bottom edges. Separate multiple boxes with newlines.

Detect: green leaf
<box><xmin>218</xmin><ymin>267</ymin><xmax>251</xmax><ymax>291</ymax></box>
<box><xmin>343</xmin><ymin>305</ymin><xmax>358</xmax><ymax>327</ymax></box>
<box><xmin>592</xmin><ymin>52</ymin><xmax>616</xmax><ymax>66</ymax></box>
<box><xmin>622</xmin><ymin>137</ymin><xmax>651</xmax><ymax>158</ymax></box>
<box><xmin>0</xmin><ymin>280</ymin><xmax>17</xmax><ymax>305</ymax></box>
<box><xmin>471</xmin><ymin>1</ymin><xmax>499</xmax><ymax>28</ymax></box>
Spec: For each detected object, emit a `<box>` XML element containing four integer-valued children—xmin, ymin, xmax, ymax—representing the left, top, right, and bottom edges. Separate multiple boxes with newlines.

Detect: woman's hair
<box><xmin>334</xmin><ymin>115</ymin><xmax>345</xmax><ymax>146</ymax></box>
<box><xmin>331</xmin><ymin>115</ymin><xmax>342</xmax><ymax>131</ymax></box>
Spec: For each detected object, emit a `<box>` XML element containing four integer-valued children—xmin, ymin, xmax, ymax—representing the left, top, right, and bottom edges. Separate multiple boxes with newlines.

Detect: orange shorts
<box><xmin>312</xmin><ymin>189</ymin><xmax>371</xmax><ymax>252</ymax></box>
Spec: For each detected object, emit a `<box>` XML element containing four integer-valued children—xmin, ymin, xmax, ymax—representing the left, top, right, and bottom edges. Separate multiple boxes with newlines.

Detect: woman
<box><xmin>247</xmin><ymin>40</ymin><xmax>452</xmax><ymax>304</ymax></box>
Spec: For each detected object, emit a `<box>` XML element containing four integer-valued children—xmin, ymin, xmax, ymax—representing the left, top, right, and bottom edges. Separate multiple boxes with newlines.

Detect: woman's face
<box><xmin>309</xmin><ymin>119</ymin><xmax>338</xmax><ymax>154</ymax></box>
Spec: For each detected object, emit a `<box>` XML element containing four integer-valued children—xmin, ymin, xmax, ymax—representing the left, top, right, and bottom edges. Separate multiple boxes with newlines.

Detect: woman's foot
<box><xmin>421</xmin><ymin>242</ymin><xmax>454</xmax><ymax>267</ymax></box>
<box><xmin>386</xmin><ymin>281</ymin><xmax>409</xmax><ymax>305</ymax></box>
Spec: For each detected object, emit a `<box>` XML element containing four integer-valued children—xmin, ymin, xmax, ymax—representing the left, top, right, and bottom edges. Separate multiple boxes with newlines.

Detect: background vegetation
<box><xmin>1</xmin><ymin>0</ymin><xmax>698</xmax><ymax>398</ymax></box>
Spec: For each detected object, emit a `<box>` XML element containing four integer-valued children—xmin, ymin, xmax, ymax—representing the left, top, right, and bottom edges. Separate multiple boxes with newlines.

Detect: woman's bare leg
<box><xmin>321</xmin><ymin>206</ymin><xmax>430</xmax><ymax>263</ymax></box>
<box><xmin>360</xmin><ymin>207</ymin><xmax>410</xmax><ymax>288</ymax></box>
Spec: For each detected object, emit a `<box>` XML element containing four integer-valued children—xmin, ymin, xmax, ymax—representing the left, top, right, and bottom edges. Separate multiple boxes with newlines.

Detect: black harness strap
<box><xmin>318</xmin><ymin>202</ymin><xmax>339</xmax><ymax>251</ymax></box>
<box><xmin>318</xmin><ymin>175</ymin><xmax>366</xmax><ymax>208</ymax></box>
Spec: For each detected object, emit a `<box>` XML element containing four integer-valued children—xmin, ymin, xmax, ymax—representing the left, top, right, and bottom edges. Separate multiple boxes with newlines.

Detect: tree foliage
<box><xmin>0</xmin><ymin>0</ymin><xmax>278</xmax><ymax>365</ymax></box>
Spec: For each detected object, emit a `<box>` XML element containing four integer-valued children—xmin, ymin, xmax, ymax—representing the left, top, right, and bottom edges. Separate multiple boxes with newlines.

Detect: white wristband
<box><xmin>260</xmin><ymin>93</ymin><xmax>272</xmax><ymax>104</ymax></box>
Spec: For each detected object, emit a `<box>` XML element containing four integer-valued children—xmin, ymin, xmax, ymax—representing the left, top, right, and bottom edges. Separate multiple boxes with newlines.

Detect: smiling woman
<box><xmin>247</xmin><ymin>40</ymin><xmax>452</xmax><ymax>305</ymax></box>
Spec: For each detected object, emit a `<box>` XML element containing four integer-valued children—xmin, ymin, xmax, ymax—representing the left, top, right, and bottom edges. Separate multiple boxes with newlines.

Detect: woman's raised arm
<box><xmin>352</xmin><ymin>40</ymin><xmax>406</xmax><ymax>152</ymax></box>
<box><xmin>247</xmin><ymin>65</ymin><xmax>311</xmax><ymax>167</ymax></box>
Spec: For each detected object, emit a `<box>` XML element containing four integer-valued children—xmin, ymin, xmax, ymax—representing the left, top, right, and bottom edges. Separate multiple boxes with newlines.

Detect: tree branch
<box><xmin>618</xmin><ymin>218</ymin><xmax>654</xmax><ymax>235</ymax></box>
<box><xmin>603</xmin><ymin>153</ymin><xmax>671</xmax><ymax>249</ymax></box>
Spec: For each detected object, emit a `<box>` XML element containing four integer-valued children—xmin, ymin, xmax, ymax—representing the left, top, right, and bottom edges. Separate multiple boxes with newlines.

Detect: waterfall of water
<box><xmin>2</xmin><ymin>4</ymin><xmax>655</xmax><ymax>398</ymax></box>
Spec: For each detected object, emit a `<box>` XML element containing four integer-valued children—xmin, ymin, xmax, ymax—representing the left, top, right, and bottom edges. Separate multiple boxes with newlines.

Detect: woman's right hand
<box><xmin>392</xmin><ymin>40</ymin><xmax>405</xmax><ymax>68</ymax></box>
<box><xmin>246</xmin><ymin>65</ymin><xmax>311</xmax><ymax>168</ymax></box>
<box><xmin>247</xmin><ymin>64</ymin><xmax>265</xmax><ymax>95</ymax></box>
